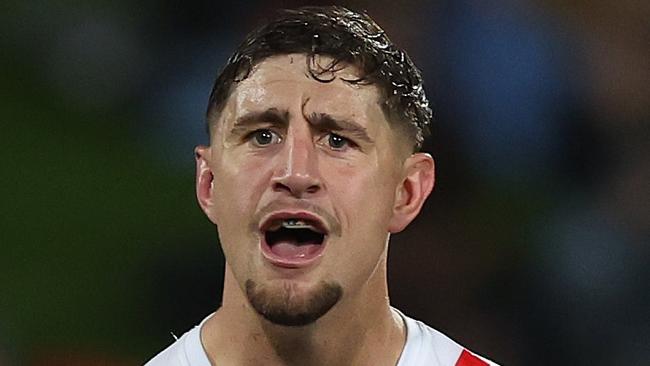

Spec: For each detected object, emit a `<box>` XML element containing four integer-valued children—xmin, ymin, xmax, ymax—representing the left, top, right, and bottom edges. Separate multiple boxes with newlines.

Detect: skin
<box><xmin>195</xmin><ymin>54</ymin><xmax>435</xmax><ymax>366</ymax></box>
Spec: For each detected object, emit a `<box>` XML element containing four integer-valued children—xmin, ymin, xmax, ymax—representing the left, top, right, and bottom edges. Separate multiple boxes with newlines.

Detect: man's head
<box><xmin>195</xmin><ymin>6</ymin><xmax>435</xmax><ymax>327</ymax></box>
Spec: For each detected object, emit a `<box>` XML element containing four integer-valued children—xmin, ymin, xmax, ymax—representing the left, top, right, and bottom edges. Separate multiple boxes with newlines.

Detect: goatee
<box><xmin>245</xmin><ymin>279</ymin><xmax>343</xmax><ymax>326</ymax></box>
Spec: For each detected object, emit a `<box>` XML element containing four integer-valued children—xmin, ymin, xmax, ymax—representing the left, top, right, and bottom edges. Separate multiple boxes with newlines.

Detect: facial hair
<box><xmin>246</xmin><ymin>279</ymin><xmax>343</xmax><ymax>326</ymax></box>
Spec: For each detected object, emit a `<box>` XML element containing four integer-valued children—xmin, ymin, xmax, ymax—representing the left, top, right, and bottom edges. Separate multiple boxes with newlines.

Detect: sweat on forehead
<box><xmin>212</xmin><ymin>54</ymin><xmax>373</xmax><ymax>116</ymax></box>
<box><xmin>214</xmin><ymin>54</ymin><xmax>384</xmax><ymax>134</ymax></box>
<box><xmin>204</xmin><ymin>6</ymin><xmax>432</xmax><ymax>152</ymax></box>
<box><xmin>231</xmin><ymin>54</ymin><xmax>379</xmax><ymax>113</ymax></box>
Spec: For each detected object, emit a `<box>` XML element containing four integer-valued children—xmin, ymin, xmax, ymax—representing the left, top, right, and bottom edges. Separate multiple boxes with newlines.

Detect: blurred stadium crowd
<box><xmin>1</xmin><ymin>0</ymin><xmax>648</xmax><ymax>365</ymax></box>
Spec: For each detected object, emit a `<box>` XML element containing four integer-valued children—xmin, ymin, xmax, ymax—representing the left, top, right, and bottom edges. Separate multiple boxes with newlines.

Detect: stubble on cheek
<box><xmin>245</xmin><ymin>279</ymin><xmax>343</xmax><ymax>327</ymax></box>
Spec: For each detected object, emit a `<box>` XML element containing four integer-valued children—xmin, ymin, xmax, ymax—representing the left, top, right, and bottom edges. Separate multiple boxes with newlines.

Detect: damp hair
<box><xmin>206</xmin><ymin>5</ymin><xmax>432</xmax><ymax>151</ymax></box>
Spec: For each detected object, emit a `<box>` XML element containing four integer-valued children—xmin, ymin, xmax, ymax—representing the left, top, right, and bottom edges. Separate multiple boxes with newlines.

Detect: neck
<box><xmin>201</xmin><ymin>260</ymin><xmax>405</xmax><ymax>366</ymax></box>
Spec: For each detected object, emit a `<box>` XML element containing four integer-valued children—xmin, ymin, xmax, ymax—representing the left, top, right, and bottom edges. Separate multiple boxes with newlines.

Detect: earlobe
<box><xmin>195</xmin><ymin>145</ymin><xmax>215</xmax><ymax>220</ymax></box>
<box><xmin>388</xmin><ymin>153</ymin><xmax>435</xmax><ymax>233</ymax></box>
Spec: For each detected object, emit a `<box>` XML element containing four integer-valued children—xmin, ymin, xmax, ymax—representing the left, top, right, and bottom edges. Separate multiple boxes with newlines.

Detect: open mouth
<box><xmin>261</xmin><ymin>216</ymin><xmax>328</xmax><ymax>266</ymax></box>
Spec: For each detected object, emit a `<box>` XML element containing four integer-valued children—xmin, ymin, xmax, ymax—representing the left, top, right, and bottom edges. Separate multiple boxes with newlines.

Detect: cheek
<box><xmin>327</xmin><ymin>163</ymin><xmax>397</xmax><ymax>232</ymax></box>
<box><xmin>211</xmin><ymin>157</ymin><xmax>270</xmax><ymax>227</ymax></box>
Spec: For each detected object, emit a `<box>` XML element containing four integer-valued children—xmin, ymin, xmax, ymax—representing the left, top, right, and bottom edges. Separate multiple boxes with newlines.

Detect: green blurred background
<box><xmin>2</xmin><ymin>0</ymin><xmax>648</xmax><ymax>365</ymax></box>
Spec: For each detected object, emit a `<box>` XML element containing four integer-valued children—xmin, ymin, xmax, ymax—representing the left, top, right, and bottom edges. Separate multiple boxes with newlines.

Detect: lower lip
<box><xmin>260</xmin><ymin>236</ymin><xmax>326</xmax><ymax>269</ymax></box>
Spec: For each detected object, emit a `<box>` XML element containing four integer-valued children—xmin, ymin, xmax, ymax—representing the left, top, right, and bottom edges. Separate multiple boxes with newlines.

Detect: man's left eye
<box><xmin>326</xmin><ymin>133</ymin><xmax>351</xmax><ymax>150</ymax></box>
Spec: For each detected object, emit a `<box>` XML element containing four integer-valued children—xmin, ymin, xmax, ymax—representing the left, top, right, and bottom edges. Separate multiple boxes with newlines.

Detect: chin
<box><xmin>245</xmin><ymin>278</ymin><xmax>343</xmax><ymax>326</ymax></box>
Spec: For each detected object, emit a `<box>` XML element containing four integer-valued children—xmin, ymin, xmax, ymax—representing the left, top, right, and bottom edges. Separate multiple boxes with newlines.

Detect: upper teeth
<box><xmin>266</xmin><ymin>218</ymin><xmax>323</xmax><ymax>232</ymax></box>
<box><xmin>282</xmin><ymin>219</ymin><xmax>312</xmax><ymax>229</ymax></box>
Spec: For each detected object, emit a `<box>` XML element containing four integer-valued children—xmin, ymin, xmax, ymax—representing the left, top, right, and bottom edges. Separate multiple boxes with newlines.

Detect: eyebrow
<box><xmin>230</xmin><ymin>108</ymin><xmax>290</xmax><ymax>135</ymax></box>
<box><xmin>307</xmin><ymin>112</ymin><xmax>374</xmax><ymax>144</ymax></box>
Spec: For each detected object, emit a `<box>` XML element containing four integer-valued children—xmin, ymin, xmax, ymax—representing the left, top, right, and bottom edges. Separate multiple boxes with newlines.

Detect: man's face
<box><xmin>196</xmin><ymin>54</ymin><xmax>432</xmax><ymax>326</ymax></box>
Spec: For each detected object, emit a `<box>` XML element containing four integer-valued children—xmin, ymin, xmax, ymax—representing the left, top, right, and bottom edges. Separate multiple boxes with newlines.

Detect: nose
<box><xmin>271</xmin><ymin>131</ymin><xmax>322</xmax><ymax>198</ymax></box>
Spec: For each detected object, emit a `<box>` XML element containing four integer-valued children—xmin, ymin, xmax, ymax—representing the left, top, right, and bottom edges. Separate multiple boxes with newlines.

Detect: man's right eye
<box><xmin>249</xmin><ymin>129</ymin><xmax>282</xmax><ymax>146</ymax></box>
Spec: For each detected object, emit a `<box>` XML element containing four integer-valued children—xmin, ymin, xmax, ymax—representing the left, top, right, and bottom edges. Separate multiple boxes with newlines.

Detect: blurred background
<box><xmin>1</xmin><ymin>0</ymin><xmax>648</xmax><ymax>364</ymax></box>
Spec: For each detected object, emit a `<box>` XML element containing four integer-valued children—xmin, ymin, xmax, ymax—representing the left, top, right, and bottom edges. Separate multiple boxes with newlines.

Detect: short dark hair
<box><xmin>206</xmin><ymin>5</ymin><xmax>432</xmax><ymax>151</ymax></box>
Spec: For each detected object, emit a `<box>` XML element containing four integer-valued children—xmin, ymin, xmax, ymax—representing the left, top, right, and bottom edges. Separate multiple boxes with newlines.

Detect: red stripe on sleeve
<box><xmin>455</xmin><ymin>349</ymin><xmax>489</xmax><ymax>366</ymax></box>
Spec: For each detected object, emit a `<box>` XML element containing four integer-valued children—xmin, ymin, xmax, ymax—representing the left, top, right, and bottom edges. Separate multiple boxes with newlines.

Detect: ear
<box><xmin>388</xmin><ymin>153</ymin><xmax>435</xmax><ymax>233</ymax></box>
<box><xmin>195</xmin><ymin>145</ymin><xmax>217</xmax><ymax>223</ymax></box>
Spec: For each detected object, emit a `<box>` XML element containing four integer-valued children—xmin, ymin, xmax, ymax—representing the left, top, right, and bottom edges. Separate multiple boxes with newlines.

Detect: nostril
<box><xmin>305</xmin><ymin>185</ymin><xmax>320</xmax><ymax>194</ymax></box>
<box><xmin>273</xmin><ymin>182</ymin><xmax>292</xmax><ymax>193</ymax></box>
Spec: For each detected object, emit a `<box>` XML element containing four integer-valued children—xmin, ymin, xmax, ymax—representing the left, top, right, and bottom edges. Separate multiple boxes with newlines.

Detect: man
<box><xmin>146</xmin><ymin>6</ymin><xmax>497</xmax><ymax>366</ymax></box>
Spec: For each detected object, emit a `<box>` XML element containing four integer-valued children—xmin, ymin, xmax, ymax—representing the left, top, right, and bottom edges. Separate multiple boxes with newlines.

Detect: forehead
<box><xmin>218</xmin><ymin>54</ymin><xmax>388</xmax><ymax>130</ymax></box>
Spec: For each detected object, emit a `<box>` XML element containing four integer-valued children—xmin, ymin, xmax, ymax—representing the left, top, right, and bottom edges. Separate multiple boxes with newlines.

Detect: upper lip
<box><xmin>259</xmin><ymin>211</ymin><xmax>329</xmax><ymax>235</ymax></box>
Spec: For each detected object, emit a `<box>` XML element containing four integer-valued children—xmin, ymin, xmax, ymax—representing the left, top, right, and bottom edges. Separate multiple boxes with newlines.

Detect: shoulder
<box><xmin>144</xmin><ymin>316</ymin><xmax>213</xmax><ymax>366</ymax></box>
<box><xmin>395</xmin><ymin>309</ymin><xmax>499</xmax><ymax>366</ymax></box>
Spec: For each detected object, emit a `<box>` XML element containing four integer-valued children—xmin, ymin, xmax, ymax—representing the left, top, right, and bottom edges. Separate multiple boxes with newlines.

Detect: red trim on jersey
<box><xmin>455</xmin><ymin>349</ymin><xmax>488</xmax><ymax>366</ymax></box>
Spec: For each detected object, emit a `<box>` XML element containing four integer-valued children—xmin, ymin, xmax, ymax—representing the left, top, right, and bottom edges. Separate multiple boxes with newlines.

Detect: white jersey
<box><xmin>145</xmin><ymin>309</ymin><xmax>498</xmax><ymax>366</ymax></box>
